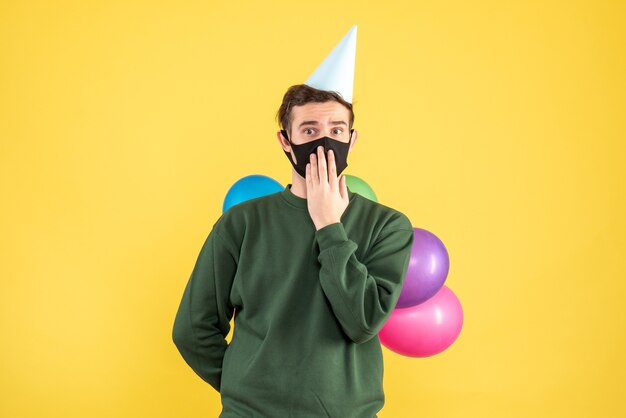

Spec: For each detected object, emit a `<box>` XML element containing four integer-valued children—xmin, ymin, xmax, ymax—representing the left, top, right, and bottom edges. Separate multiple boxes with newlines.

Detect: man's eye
<box><xmin>332</xmin><ymin>128</ymin><xmax>343</xmax><ymax>135</ymax></box>
<box><xmin>304</xmin><ymin>128</ymin><xmax>315</xmax><ymax>135</ymax></box>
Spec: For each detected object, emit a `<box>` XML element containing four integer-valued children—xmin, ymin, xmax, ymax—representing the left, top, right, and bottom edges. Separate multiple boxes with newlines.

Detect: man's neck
<box><xmin>290</xmin><ymin>170</ymin><xmax>307</xmax><ymax>199</ymax></box>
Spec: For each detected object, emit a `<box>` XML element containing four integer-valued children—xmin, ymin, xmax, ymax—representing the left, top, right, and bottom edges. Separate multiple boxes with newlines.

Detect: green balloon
<box><xmin>344</xmin><ymin>174</ymin><xmax>378</xmax><ymax>202</ymax></box>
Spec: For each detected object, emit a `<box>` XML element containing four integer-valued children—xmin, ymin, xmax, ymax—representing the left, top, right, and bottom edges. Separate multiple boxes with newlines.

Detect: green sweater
<box><xmin>172</xmin><ymin>184</ymin><xmax>414</xmax><ymax>418</ymax></box>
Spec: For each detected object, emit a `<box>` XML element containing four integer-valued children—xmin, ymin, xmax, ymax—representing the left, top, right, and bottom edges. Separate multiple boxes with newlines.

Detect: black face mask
<box><xmin>281</xmin><ymin>129</ymin><xmax>353</xmax><ymax>178</ymax></box>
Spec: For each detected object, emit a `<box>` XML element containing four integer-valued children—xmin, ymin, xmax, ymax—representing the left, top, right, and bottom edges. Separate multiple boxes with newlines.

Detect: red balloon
<box><xmin>379</xmin><ymin>286</ymin><xmax>463</xmax><ymax>357</ymax></box>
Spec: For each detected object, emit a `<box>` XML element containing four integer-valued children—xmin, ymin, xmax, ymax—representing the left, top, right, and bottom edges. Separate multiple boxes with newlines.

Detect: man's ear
<box><xmin>277</xmin><ymin>130</ymin><xmax>291</xmax><ymax>152</ymax></box>
<box><xmin>349</xmin><ymin>129</ymin><xmax>358</xmax><ymax>151</ymax></box>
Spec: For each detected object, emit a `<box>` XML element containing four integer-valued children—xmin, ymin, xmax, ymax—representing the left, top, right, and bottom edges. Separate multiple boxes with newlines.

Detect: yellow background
<box><xmin>1</xmin><ymin>1</ymin><xmax>625</xmax><ymax>417</ymax></box>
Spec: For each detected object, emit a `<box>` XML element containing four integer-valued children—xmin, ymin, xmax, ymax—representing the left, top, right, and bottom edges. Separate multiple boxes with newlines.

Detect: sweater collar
<box><xmin>281</xmin><ymin>183</ymin><xmax>356</xmax><ymax>210</ymax></box>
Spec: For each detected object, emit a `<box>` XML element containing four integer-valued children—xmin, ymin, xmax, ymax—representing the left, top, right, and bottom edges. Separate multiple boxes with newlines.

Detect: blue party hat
<box><xmin>305</xmin><ymin>25</ymin><xmax>357</xmax><ymax>103</ymax></box>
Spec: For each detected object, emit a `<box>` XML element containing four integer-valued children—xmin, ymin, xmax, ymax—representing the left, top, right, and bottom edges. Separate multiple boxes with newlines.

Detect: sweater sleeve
<box><xmin>315</xmin><ymin>216</ymin><xmax>414</xmax><ymax>344</ymax></box>
<box><xmin>172</xmin><ymin>225</ymin><xmax>238</xmax><ymax>392</ymax></box>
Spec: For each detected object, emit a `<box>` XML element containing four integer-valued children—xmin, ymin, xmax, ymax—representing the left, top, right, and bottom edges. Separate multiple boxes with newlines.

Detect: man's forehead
<box><xmin>291</xmin><ymin>102</ymin><xmax>350</xmax><ymax>123</ymax></box>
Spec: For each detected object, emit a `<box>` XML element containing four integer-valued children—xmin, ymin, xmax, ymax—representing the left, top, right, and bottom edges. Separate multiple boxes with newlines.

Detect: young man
<box><xmin>172</xmin><ymin>83</ymin><xmax>414</xmax><ymax>417</ymax></box>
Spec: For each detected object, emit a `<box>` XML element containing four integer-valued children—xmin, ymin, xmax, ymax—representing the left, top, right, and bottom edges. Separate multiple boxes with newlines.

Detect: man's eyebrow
<box><xmin>297</xmin><ymin>120</ymin><xmax>348</xmax><ymax>128</ymax></box>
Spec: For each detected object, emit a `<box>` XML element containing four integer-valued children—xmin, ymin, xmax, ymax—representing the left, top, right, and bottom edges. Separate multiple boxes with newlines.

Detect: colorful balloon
<box><xmin>344</xmin><ymin>174</ymin><xmax>377</xmax><ymax>202</ymax></box>
<box><xmin>396</xmin><ymin>228</ymin><xmax>450</xmax><ymax>308</ymax></box>
<box><xmin>379</xmin><ymin>286</ymin><xmax>463</xmax><ymax>357</ymax></box>
<box><xmin>223</xmin><ymin>175</ymin><xmax>283</xmax><ymax>213</ymax></box>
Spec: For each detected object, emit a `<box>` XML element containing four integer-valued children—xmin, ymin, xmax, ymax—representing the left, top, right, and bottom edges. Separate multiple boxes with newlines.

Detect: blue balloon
<box><xmin>223</xmin><ymin>175</ymin><xmax>283</xmax><ymax>213</ymax></box>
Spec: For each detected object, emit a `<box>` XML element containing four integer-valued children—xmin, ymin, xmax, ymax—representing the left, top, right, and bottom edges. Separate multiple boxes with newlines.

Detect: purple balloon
<box><xmin>396</xmin><ymin>228</ymin><xmax>450</xmax><ymax>308</ymax></box>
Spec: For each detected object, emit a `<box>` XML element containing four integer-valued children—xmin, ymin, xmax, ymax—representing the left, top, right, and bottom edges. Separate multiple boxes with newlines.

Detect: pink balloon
<box><xmin>379</xmin><ymin>286</ymin><xmax>463</xmax><ymax>357</ymax></box>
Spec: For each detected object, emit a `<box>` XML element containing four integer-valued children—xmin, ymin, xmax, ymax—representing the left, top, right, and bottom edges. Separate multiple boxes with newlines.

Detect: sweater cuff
<box><xmin>315</xmin><ymin>222</ymin><xmax>349</xmax><ymax>251</ymax></box>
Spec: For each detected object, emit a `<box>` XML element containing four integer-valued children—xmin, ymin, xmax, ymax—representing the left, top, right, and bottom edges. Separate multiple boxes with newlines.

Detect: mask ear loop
<box><xmin>281</xmin><ymin>129</ymin><xmax>291</xmax><ymax>143</ymax></box>
<box><xmin>281</xmin><ymin>129</ymin><xmax>299</xmax><ymax>165</ymax></box>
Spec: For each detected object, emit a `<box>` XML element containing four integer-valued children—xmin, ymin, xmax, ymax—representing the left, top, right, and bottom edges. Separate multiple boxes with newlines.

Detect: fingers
<box><xmin>327</xmin><ymin>149</ymin><xmax>338</xmax><ymax>189</ymax></box>
<box><xmin>339</xmin><ymin>175</ymin><xmax>348</xmax><ymax>199</ymax></box>
<box><xmin>310</xmin><ymin>152</ymin><xmax>319</xmax><ymax>184</ymax></box>
<box><xmin>310</xmin><ymin>146</ymin><xmax>338</xmax><ymax>187</ymax></box>
<box><xmin>316</xmin><ymin>146</ymin><xmax>327</xmax><ymax>183</ymax></box>
<box><xmin>306</xmin><ymin>162</ymin><xmax>312</xmax><ymax>187</ymax></box>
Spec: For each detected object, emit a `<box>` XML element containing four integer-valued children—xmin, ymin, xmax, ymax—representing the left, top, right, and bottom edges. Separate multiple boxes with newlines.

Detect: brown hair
<box><xmin>276</xmin><ymin>84</ymin><xmax>354</xmax><ymax>135</ymax></box>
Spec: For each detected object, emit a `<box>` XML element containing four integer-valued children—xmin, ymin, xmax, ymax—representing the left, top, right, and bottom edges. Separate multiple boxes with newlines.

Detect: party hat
<box><xmin>304</xmin><ymin>25</ymin><xmax>357</xmax><ymax>103</ymax></box>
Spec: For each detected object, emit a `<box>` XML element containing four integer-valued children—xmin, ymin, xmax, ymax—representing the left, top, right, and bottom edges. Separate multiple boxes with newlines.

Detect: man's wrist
<box><xmin>315</xmin><ymin>219</ymin><xmax>341</xmax><ymax>231</ymax></box>
<box><xmin>315</xmin><ymin>222</ymin><xmax>349</xmax><ymax>250</ymax></box>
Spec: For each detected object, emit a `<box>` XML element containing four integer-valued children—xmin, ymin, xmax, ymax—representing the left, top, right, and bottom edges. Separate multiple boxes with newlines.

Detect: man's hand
<box><xmin>306</xmin><ymin>145</ymin><xmax>350</xmax><ymax>231</ymax></box>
